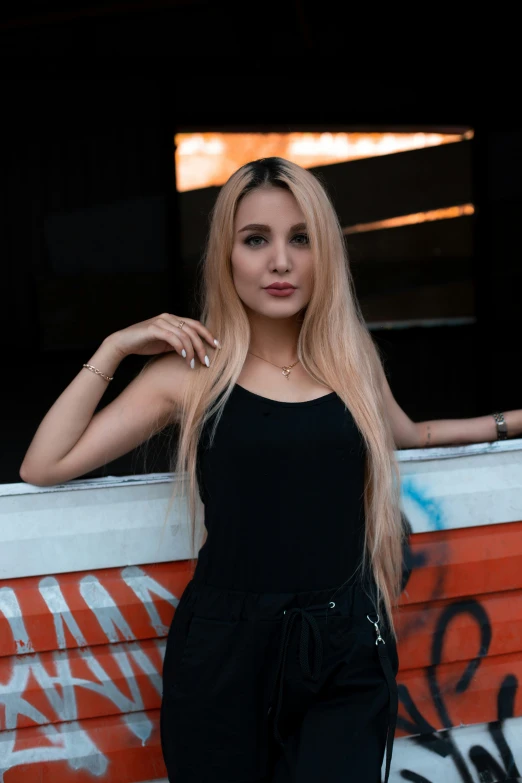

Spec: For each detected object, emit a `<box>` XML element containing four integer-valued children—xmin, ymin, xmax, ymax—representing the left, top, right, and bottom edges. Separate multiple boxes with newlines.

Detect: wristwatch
<box><xmin>492</xmin><ymin>411</ymin><xmax>508</xmax><ymax>440</ymax></box>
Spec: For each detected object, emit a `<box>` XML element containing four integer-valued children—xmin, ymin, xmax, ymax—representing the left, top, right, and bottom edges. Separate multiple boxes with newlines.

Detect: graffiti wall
<box><xmin>0</xmin><ymin>562</ymin><xmax>187</xmax><ymax>782</ymax></box>
<box><xmin>1</xmin><ymin>438</ymin><xmax>522</xmax><ymax>782</ymax></box>
<box><xmin>393</xmin><ymin>440</ymin><xmax>522</xmax><ymax>782</ymax></box>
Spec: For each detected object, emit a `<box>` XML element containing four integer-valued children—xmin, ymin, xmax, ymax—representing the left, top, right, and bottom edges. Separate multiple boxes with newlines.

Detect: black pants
<box><xmin>161</xmin><ymin>573</ymin><xmax>399</xmax><ymax>783</ymax></box>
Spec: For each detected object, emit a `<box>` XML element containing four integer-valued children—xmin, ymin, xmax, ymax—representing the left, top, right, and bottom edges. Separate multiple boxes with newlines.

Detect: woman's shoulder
<box><xmin>149</xmin><ymin>347</ymin><xmax>218</xmax><ymax>412</ymax></box>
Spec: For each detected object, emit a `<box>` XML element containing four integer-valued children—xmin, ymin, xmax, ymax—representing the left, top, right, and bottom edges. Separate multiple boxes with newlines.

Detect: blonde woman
<box><xmin>20</xmin><ymin>157</ymin><xmax>515</xmax><ymax>782</ymax></box>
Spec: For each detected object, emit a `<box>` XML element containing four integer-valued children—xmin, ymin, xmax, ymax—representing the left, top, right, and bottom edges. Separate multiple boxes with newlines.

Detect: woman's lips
<box><xmin>264</xmin><ymin>288</ymin><xmax>296</xmax><ymax>297</ymax></box>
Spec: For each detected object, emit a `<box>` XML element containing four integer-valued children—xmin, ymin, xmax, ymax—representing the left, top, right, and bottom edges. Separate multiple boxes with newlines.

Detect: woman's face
<box><xmin>230</xmin><ymin>186</ymin><xmax>314</xmax><ymax>319</ymax></box>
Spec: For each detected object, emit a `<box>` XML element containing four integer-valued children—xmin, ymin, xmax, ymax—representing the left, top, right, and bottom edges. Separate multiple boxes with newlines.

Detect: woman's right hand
<box><xmin>108</xmin><ymin>313</ymin><xmax>221</xmax><ymax>368</ymax></box>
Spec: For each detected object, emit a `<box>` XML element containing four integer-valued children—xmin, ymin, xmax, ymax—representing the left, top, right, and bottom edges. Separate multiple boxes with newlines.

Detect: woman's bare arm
<box><xmin>380</xmin><ymin>372</ymin><xmax>522</xmax><ymax>448</ymax></box>
<box><xmin>19</xmin><ymin>339</ymin><xmax>188</xmax><ymax>486</ymax></box>
<box><xmin>414</xmin><ymin>410</ymin><xmax>522</xmax><ymax>448</ymax></box>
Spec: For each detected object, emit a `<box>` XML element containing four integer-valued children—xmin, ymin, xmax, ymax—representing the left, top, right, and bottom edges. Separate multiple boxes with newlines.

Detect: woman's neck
<box><xmin>247</xmin><ymin>313</ymin><xmax>302</xmax><ymax>364</ymax></box>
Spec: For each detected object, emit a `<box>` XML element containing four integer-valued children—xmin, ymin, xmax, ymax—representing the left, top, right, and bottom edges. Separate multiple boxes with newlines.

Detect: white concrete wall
<box><xmin>2</xmin><ymin>439</ymin><xmax>522</xmax><ymax>581</ymax></box>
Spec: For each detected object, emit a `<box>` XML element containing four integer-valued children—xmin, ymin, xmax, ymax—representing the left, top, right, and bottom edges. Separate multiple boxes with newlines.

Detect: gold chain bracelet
<box><xmin>82</xmin><ymin>363</ymin><xmax>114</xmax><ymax>383</ymax></box>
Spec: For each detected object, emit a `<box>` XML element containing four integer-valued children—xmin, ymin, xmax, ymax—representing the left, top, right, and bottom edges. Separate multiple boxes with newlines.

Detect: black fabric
<box><xmin>161</xmin><ymin>383</ymin><xmax>400</xmax><ymax>782</ymax></box>
<box><xmin>195</xmin><ymin>384</ymin><xmax>367</xmax><ymax>593</ymax></box>
<box><xmin>161</xmin><ymin>576</ymin><xmax>399</xmax><ymax>783</ymax></box>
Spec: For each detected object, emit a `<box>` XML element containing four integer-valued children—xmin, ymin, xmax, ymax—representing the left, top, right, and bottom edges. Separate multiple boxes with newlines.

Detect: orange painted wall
<box><xmin>1</xmin><ymin>519</ymin><xmax>521</xmax><ymax>780</ymax></box>
<box><xmin>395</xmin><ymin>519</ymin><xmax>522</xmax><ymax>741</ymax></box>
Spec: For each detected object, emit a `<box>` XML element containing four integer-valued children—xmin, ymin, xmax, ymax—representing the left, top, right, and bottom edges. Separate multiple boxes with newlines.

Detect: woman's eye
<box><xmin>245</xmin><ymin>235</ymin><xmax>265</xmax><ymax>247</ymax></box>
<box><xmin>245</xmin><ymin>233</ymin><xmax>309</xmax><ymax>247</ymax></box>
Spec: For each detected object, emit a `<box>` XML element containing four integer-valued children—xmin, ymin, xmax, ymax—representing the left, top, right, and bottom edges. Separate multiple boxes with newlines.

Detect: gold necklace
<box><xmin>247</xmin><ymin>351</ymin><xmax>300</xmax><ymax>380</ymax></box>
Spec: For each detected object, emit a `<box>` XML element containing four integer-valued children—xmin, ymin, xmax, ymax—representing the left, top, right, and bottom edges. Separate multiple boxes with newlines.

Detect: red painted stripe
<box><xmin>0</xmin><ymin>562</ymin><xmax>191</xmax><ymax>657</ymax></box>
<box><xmin>0</xmin><ymin>639</ymin><xmax>165</xmax><ymax>731</ymax></box>
<box><xmin>1</xmin><ymin>709</ymin><xmax>165</xmax><ymax>783</ymax></box>
<box><xmin>396</xmin><ymin>649</ymin><xmax>522</xmax><ymax>737</ymax></box>
<box><xmin>400</xmin><ymin>520</ymin><xmax>522</xmax><ymax>605</ymax></box>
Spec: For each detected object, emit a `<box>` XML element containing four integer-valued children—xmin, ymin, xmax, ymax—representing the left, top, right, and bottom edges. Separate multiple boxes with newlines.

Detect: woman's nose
<box><xmin>271</xmin><ymin>242</ymin><xmax>291</xmax><ymax>269</ymax></box>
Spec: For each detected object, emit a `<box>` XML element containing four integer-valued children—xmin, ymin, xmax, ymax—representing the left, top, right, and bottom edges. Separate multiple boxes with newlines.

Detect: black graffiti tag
<box><xmin>396</xmin><ymin>598</ymin><xmax>520</xmax><ymax>782</ymax></box>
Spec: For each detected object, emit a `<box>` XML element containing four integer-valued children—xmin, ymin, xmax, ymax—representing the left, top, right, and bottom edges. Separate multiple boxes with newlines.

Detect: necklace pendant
<box><xmin>282</xmin><ymin>366</ymin><xmax>291</xmax><ymax>379</ymax></box>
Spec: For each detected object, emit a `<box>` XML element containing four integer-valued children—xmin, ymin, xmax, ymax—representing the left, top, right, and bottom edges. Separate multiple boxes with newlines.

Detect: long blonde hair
<box><xmin>142</xmin><ymin>157</ymin><xmax>406</xmax><ymax>640</ymax></box>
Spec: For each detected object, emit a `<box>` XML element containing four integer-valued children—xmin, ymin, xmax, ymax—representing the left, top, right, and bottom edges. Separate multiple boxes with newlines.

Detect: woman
<box><xmin>20</xmin><ymin>157</ymin><xmax>520</xmax><ymax>782</ymax></box>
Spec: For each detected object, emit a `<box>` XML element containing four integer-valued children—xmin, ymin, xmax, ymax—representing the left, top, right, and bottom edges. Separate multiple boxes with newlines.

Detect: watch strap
<box><xmin>493</xmin><ymin>411</ymin><xmax>508</xmax><ymax>440</ymax></box>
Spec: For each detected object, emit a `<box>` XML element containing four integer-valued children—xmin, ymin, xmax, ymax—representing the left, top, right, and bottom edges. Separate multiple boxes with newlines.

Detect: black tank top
<box><xmin>195</xmin><ymin>383</ymin><xmax>367</xmax><ymax>593</ymax></box>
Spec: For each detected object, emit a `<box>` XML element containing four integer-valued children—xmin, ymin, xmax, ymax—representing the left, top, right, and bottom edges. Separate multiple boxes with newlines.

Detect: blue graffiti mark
<box><xmin>401</xmin><ymin>477</ymin><xmax>446</xmax><ymax>531</ymax></box>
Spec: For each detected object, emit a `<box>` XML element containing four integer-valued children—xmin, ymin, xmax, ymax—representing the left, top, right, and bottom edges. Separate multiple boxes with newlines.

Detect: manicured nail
<box><xmin>181</xmin><ymin>349</ymin><xmax>186</xmax><ymax>358</ymax></box>
<box><xmin>190</xmin><ymin>358</ymin><xmax>195</xmax><ymax>369</ymax></box>
<box><xmin>214</xmin><ymin>339</ymin><xmax>221</xmax><ymax>349</ymax></box>
<box><xmin>204</xmin><ymin>355</ymin><xmax>210</xmax><ymax>367</ymax></box>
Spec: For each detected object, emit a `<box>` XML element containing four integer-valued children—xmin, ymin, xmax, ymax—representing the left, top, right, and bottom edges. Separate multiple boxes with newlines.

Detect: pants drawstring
<box><xmin>267</xmin><ymin>603</ymin><xmax>398</xmax><ymax>783</ymax></box>
<box><xmin>267</xmin><ymin>601</ymin><xmax>331</xmax><ymax>746</ymax></box>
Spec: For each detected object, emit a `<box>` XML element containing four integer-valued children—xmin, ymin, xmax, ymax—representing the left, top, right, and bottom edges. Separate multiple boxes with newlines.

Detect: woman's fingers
<box><xmin>166</xmin><ymin>316</ymin><xmax>220</xmax><ymax>351</ymax></box>
<box><xmin>157</xmin><ymin>316</ymin><xmax>220</xmax><ymax>368</ymax></box>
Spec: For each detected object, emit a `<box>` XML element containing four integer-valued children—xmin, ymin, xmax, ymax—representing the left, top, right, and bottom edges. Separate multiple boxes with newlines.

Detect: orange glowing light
<box><xmin>175</xmin><ymin>130</ymin><xmax>474</xmax><ymax>192</ymax></box>
<box><xmin>343</xmin><ymin>204</ymin><xmax>475</xmax><ymax>235</ymax></box>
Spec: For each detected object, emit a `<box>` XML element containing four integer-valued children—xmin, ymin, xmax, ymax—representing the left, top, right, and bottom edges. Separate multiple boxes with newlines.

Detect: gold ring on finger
<box><xmin>177</xmin><ymin>321</ymin><xmax>185</xmax><ymax>330</ymax></box>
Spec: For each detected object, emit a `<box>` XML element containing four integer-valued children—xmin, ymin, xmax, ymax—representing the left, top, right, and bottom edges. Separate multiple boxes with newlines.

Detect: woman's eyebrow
<box><xmin>237</xmin><ymin>222</ymin><xmax>307</xmax><ymax>234</ymax></box>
